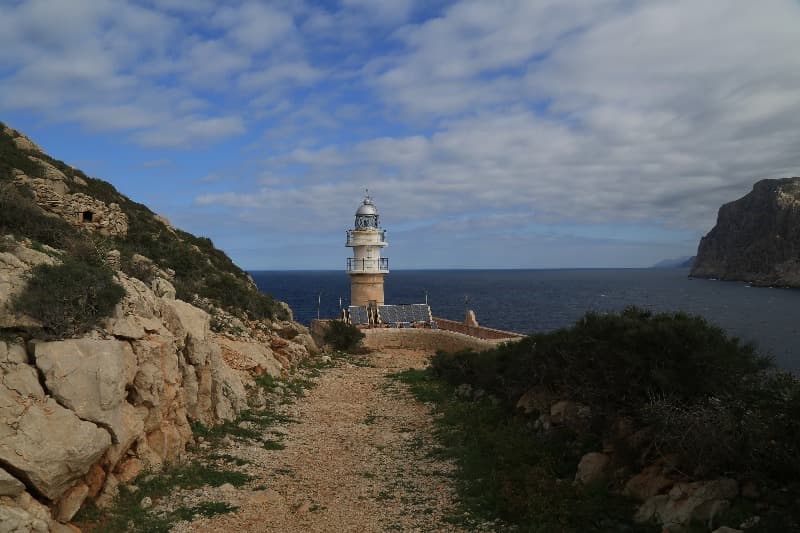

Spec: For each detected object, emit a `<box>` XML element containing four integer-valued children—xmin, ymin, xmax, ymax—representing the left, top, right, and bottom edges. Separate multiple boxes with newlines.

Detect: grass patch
<box><xmin>76</xmin><ymin>461</ymin><xmax>250</xmax><ymax>533</ymax></box>
<box><xmin>395</xmin><ymin>368</ymin><xmax>654</xmax><ymax>533</ymax></box>
<box><xmin>173</xmin><ymin>501</ymin><xmax>239</xmax><ymax>520</ymax></box>
<box><xmin>263</xmin><ymin>439</ymin><xmax>286</xmax><ymax>450</ymax></box>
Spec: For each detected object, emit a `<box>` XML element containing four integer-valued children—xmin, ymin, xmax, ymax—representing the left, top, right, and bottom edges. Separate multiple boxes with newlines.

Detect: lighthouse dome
<box><xmin>356</xmin><ymin>196</ymin><xmax>378</xmax><ymax>216</ymax></box>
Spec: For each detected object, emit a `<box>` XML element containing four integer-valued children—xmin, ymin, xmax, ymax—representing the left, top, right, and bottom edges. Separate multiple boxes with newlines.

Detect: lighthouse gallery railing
<box><xmin>347</xmin><ymin>257</ymin><xmax>389</xmax><ymax>272</ymax></box>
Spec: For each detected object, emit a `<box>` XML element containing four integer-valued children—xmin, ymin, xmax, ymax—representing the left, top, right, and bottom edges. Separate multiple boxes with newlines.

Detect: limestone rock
<box><xmin>108</xmin><ymin>315</ymin><xmax>146</xmax><ymax>340</ymax></box>
<box><xmin>95</xmin><ymin>473</ymin><xmax>119</xmax><ymax>509</ymax></box>
<box><xmin>692</xmin><ymin>177</ymin><xmax>800</xmax><ymax>287</ymax></box>
<box><xmin>0</xmin><ymin>379</ymin><xmax>111</xmax><ymax>500</ymax></box>
<box><xmin>15</xmin><ymin>491</ymin><xmax>52</xmax><ymax>526</ymax></box>
<box><xmin>116</xmin><ymin>273</ymin><xmax>160</xmax><ymax>319</ymax></box>
<box><xmin>84</xmin><ymin>463</ymin><xmax>106</xmax><ymax>499</ymax></box>
<box><xmin>209</xmin><ymin>344</ymin><xmax>249</xmax><ymax>422</ymax></box>
<box><xmin>115</xmin><ymin>458</ymin><xmax>144</xmax><ymax>484</ymax></box>
<box><xmin>1</xmin><ymin>364</ymin><xmax>45</xmax><ymax>400</ymax></box>
<box><xmin>515</xmin><ymin>388</ymin><xmax>554</xmax><ymax>415</ymax></box>
<box><xmin>56</xmin><ymin>483</ymin><xmax>89</xmax><ymax>523</ymax></box>
<box><xmin>293</xmin><ymin>332</ymin><xmax>319</xmax><ymax>355</ymax></box>
<box><xmin>9</xmin><ymin>129</ymin><xmax>43</xmax><ymax>152</ymax></box>
<box><xmin>0</xmin><ymin>341</ymin><xmax>28</xmax><ymax>365</ymax></box>
<box><xmin>151</xmin><ymin>277</ymin><xmax>176</xmax><ymax>299</ymax></box>
<box><xmin>214</xmin><ymin>336</ymin><xmax>283</xmax><ymax>376</ymax></box>
<box><xmin>34</xmin><ymin>339</ymin><xmax>136</xmax><ymax>443</ymax></box>
<box><xmin>635</xmin><ymin>478</ymin><xmax>739</xmax><ymax>527</ymax></box>
<box><xmin>0</xmin><ymin>468</ymin><xmax>25</xmax><ymax>497</ymax></box>
<box><xmin>278</xmin><ymin>301</ymin><xmax>293</xmax><ymax>322</ymax></box>
<box><xmin>625</xmin><ymin>464</ymin><xmax>675</xmax><ymax>501</ymax></box>
<box><xmin>0</xmin><ymin>502</ymin><xmax>49</xmax><ymax>533</ymax></box>
<box><xmin>550</xmin><ymin>400</ymin><xmax>591</xmax><ymax>432</ymax></box>
<box><xmin>574</xmin><ymin>452</ymin><xmax>611</xmax><ymax>485</ymax></box>
<box><xmin>160</xmin><ymin>299</ymin><xmax>210</xmax><ymax>348</ymax></box>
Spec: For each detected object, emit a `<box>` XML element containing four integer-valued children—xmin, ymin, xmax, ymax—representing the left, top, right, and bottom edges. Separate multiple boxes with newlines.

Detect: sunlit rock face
<box><xmin>691</xmin><ymin>177</ymin><xmax>800</xmax><ymax>287</ymax></box>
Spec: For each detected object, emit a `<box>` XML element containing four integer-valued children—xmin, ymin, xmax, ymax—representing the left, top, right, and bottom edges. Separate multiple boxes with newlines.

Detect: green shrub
<box><xmin>430</xmin><ymin>307</ymin><xmax>800</xmax><ymax>517</ymax></box>
<box><xmin>432</xmin><ymin>307</ymin><xmax>770</xmax><ymax>412</ymax></box>
<box><xmin>13</xmin><ymin>258</ymin><xmax>125</xmax><ymax>338</ymax></box>
<box><xmin>323</xmin><ymin>320</ymin><xmax>364</xmax><ymax>352</ymax></box>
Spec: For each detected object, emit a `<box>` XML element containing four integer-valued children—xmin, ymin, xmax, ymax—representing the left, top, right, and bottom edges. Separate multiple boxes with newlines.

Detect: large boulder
<box><xmin>159</xmin><ymin>299</ymin><xmax>210</xmax><ymax>348</ymax></box>
<box><xmin>209</xmin><ymin>345</ymin><xmax>248</xmax><ymax>422</ymax></box>
<box><xmin>214</xmin><ymin>336</ymin><xmax>283</xmax><ymax>377</ymax></box>
<box><xmin>0</xmin><ymin>468</ymin><xmax>25</xmax><ymax>497</ymax></box>
<box><xmin>574</xmin><ymin>452</ymin><xmax>611</xmax><ymax>485</ymax></box>
<box><xmin>0</xmin><ymin>340</ymin><xmax>28</xmax><ymax>365</ymax></box>
<box><xmin>635</xmin><ymin>478</ymin><xmax>739</xmax><ymax>527</ymax></box>
<box><xmin>0</xmin><ymin>503</ymin><xmax>49</xmax><ymax>533</ymax></box>
<box><xmin>0</xmin><ymin>378</ymin><xmax>111</xmax><ymax>500</ymax></box>
<box><xmin>34</xmin><ymin>339</ymin><xmax>137</xmax><ymax>444</ymax></box>
<box><xmin>625</xmin><ymin>464</ymin><xmax>675</xmax><ymax>501</ymax></box>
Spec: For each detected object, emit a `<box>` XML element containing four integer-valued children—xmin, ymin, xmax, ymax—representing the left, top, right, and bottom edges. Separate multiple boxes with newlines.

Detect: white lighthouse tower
<box><xmin>346</xmin><ymin>191</ymin><xmax>388</xmax><ymax>307</ymax></box>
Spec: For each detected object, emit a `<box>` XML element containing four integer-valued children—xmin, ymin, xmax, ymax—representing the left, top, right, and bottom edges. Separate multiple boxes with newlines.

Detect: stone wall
<box><xmin>433</xmin><ymin>317</ymin><xmax>523</xmax><ymax>340</ymax></box>
<box><xmin>13</xmin><ymin>161</ymin><xmax>128</xmax><ymax>237</ymax></box>
<box><xmin>312</xmin><ymin>319</ymin><xmax>521</xmax><ymax>354</ymax></box>
<box><xmin>361</xmin><ymin>328</ymin><xmax>507</xmax><ymax>353</ymax></box>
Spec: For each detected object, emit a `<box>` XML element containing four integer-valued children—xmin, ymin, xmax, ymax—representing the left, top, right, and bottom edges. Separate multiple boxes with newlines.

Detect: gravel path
<box><xmin>174</xmin><ymin>349</ymin><xmax>466</xmax><ymax>532</ymax></box>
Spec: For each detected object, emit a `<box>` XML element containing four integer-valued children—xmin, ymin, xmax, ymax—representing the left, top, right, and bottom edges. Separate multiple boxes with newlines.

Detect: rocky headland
<box><xmin>0</xmin><ymin>122</ymin><xmax>318</xmax><ymax>531</ymax></box>
<box><xmin>691</xmin><ymin>177</ymin><xmax>800</xmax><ymax>287</ymax></box>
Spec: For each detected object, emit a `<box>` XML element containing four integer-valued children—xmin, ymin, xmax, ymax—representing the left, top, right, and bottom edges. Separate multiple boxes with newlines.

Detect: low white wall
<box><xmin>361</xmin><ymin>328</ymin><xmax>508</xmax><ymax>353</ymax></box>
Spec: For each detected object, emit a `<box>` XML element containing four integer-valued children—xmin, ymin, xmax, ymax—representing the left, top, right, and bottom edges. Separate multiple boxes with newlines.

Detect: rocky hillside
<box><xmin>691</xmin><ymin>177</ymin><xmax>800</xmax><ymax>287</ymax></box>
<box><xmin>0</xmin><ymin>122</ymin><xmax>318</xmax><ymax>531</ymax></box>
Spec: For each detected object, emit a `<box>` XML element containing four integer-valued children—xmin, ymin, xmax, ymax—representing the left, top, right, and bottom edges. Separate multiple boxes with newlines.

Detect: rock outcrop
<box><xmin>691</xmin><ymin>177</ymin><xmax>800</xmax><ymax>287</ymax></box>
<box><xmin>0</xmin><ymin>120</ymin><xmax>319</xmax><ymax>530</ymax></box>
<box><xmin>0</xmin><ymin>241</ymin><xmax>317</xmax><ymax>529</ymax></box>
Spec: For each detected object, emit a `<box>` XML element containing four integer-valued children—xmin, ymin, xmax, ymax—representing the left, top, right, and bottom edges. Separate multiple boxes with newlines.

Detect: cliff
<box><xmin>691</xmin><ymin>177</ymin><xmax>800</xmax><ymax>287</ymax></box>
<box><xmin>0</xmin><ymin>122</ymin><xmax>318</xmax><ymax>531</ymax></box>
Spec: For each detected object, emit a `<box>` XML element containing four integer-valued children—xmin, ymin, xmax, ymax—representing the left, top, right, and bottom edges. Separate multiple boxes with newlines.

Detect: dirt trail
<box><xmin>175</xmin><ymin>349</ymin><xmax>466</xmax><ymax>532</ymax></box>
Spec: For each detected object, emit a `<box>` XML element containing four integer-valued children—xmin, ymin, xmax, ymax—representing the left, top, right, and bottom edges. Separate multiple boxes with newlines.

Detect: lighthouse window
<box><xmin>82</xmin><ymin>210</ymin><xmax>94</xmax><ymax>223</ymax></box>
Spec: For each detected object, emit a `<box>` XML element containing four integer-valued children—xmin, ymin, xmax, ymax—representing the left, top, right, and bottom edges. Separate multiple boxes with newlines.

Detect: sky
<box><xmin>2</xmin><ymin>0</ymin><xmax>800</xmax><ymax>270</ymax></box>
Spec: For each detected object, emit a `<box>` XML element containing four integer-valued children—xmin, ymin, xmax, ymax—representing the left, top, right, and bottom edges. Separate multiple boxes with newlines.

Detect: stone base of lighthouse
<box><xmin>350</xmin><ymin>273</ymin><xmax>386</xmax><ymax>307</ymax></box>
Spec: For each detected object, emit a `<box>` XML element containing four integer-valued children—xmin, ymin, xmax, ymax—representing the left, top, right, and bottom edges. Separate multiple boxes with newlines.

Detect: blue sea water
<box><xmin>250</xmin><ymin>269</ymin><xmax>800</xmax><ymax>373</ymax></box>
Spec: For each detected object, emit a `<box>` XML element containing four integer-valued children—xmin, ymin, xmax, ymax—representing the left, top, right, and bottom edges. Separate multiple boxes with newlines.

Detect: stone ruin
<box><xmin>13</xmin><ymin>161</ymin><xmax>128</xmax><ymax>237</ymax></box>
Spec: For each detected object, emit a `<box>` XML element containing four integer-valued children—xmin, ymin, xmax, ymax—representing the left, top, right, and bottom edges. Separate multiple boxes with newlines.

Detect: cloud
<box><xmin>5</xmin><ymin>0</ymin><xmax>800</xmax><ymax>267</ymax></box>
<box><xmin>0</xmin><ymin>0</ymin><xmax>306</xmax><ymax>147</ymax></box>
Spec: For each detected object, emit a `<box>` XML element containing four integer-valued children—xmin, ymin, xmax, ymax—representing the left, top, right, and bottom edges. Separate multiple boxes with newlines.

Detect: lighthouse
<box><xmin>346</xmin><ymin>191</ymin><xmax>388</xmax><ymax>307</ymax></box>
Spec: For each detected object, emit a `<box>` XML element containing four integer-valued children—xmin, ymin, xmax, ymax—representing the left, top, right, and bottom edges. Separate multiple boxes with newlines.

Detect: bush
<box><xmin>323</xmin><ymin>320</ymin><xmax>364</xmax><ymax>352</ymax></box>
<box><xmin>432</xmin><ymin>307</ymin><xmax>770</xmax><ymax>412</ymax></box>
<box><xmin>13</xmin><ymin>257</ymin><xmax>125</xmax><ymax>338</ymax></box>
<box><xmin>430</xmin><ymin>307</ymin><xmax>800</xmax><ymax>501</ymax></box>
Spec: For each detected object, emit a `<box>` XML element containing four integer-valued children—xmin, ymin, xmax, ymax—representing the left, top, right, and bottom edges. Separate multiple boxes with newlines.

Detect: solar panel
<box><xmin>348</xmin><ymin>306</ymin><xmax>369</xmax><ymax>324</ymax></box>
<box><xmin>377</xmin><ymin>304</ymin><xmax>432</xmax><ymax>324</ymax></box>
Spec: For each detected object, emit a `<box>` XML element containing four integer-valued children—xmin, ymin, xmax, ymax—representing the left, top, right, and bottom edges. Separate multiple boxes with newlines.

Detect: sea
<box><xmin>250</xmin><ymin>269</ymin><xmax>800</xmax><ymax>374</ymax></box>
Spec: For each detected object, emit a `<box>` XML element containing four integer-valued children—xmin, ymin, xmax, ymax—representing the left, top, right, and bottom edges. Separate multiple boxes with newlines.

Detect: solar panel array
<box><xmin>378</xmin><ymin>304</ymin><xmax>432</xmax><ymax>324</ymax></box>
<box><xmin>348</xmin><ymin>306</ymin><xmax>370</xmax><ymax>324</ymax></box>
<box><xmin>348</xmin><ymin>304</ymin><xmax>432</xmax><ymax>325</ymax></box>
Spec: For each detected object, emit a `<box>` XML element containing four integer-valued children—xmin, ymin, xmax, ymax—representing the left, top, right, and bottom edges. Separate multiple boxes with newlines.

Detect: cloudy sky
<box><xmin>2</xmin><ymin>0</ymin><xmax>800</xmax><ymax>269</ymax></box>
